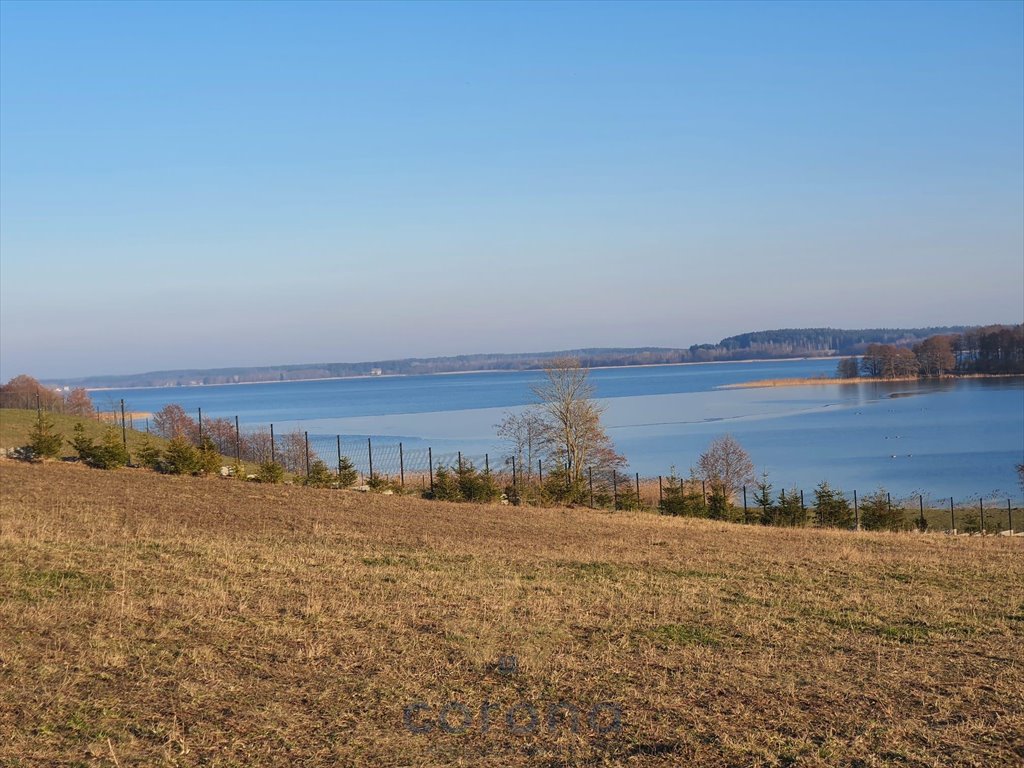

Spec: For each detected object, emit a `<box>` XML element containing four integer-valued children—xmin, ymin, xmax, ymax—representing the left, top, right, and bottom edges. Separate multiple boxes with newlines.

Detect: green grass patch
<box><xmin>647</xmin><ymin>623</ymin><xmax>719</xmax><ymax>647</ymax></box>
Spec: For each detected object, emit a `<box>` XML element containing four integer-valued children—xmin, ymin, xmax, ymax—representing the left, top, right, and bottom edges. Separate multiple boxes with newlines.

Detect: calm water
<box><xmin>92</xmin><ymin>359</ymin><xmax>1024</xmax><ymax>499</ymax></box>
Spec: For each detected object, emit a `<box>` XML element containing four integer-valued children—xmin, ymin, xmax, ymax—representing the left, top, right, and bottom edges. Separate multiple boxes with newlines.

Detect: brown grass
<box><xmin>1</xmin><ymin>460</ymin><xmax>1022</xmax><ymax>766</ymax></box>
<box><xmin>722</xmin><ymin>376</ymin><xmax>919</xmax><ymax>389</ymax></box>
<box><xmin>722</xmin><ymin>374</ymin><xmax>1024</xmax><ymax>389</ymax></box>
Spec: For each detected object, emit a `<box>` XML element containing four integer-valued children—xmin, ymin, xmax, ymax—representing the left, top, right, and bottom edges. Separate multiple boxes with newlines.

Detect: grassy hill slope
<box><xmin>0</xmin><ymin>408</ymin><xmax>163</xmax><ymax>458</ymax></box>
<box><xmin>1</xmin><ymin>460</ymin><xmax>1021</xmax><ymax>766</ymax></box>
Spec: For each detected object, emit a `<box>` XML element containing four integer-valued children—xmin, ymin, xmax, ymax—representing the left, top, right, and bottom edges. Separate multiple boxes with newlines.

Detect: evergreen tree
<box><xmin>26</xmin><ymin>411</ymin><xmax>63</xmax><ymax>460</ymax></box>
<box><xmin>813</xmin><ymin>481</ymin><xmax>853</xmax><ymax>528</ymax></box>
<box><xmin>660</xmin><ymin>469</ymin><xmax>695</xmax><ymax>516</ymax></box>
<box><xmin>256</xmin><ymin>460</ymin><xmax>285</xmax><ymax>484</ymax></box>
<box><xmin>706</xmin><ymin>486</ymin><xmax>732</xmax><ymax>520</ymax></box>
<box><xmin>777</xmin><ymin>489</ymin><xmax>806</xmax><ymax>526</ymax></box>
<box><xmin>303</xmin><ymin>459</ymin><xmax>335</xmax><ymax>488</ymax></box>
<box><xmin>135</xmin><ymin>436</ymin><xmax>163</xmax><ymax>470</ymax></box>
<box><xmin>859</xmin><ymin>489</ymin><xmax>904</xmax><ymax>531</ymax></box>
<box><xmin>753</xmin><ymin>471</ymin><xmax>775</xmax><ymax>525</ymax></box>
<box><xmin>337</xmin><ymin>456</ymin><xmax>358</xmax><ymax>487</ymax></box>
<box><xmin>69</xmin><ymin>423</ymin><xmax>97</xmax><ymax>464</ymax></box>
<box><xmin>161</xmin><ymin>436</ymin><xmax>202</xmax><ymax>475</ymax></box>
<box><xmin>430</xmin><ymin>465</ymin><xmax>462</xmax><ymax>501</ymax></box>
<box><xmin>196</xmin><ymin>436</ymin><xmax>222</xmax><ymax>475</ymax></box>
<box><xmin>456</xmin><ymin>460</ymin><xmax>501</xmax><ymax>502</ymax></box>
<box><xmin>95</xmin><ymin>426</ymin><xmax>129</xmax><ymax>469</ymax></box>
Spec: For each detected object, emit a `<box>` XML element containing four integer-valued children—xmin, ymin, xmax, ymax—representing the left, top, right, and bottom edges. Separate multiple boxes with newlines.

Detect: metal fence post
<box><xmin>950</xmin><ymin>497</ymin><xmax>955</xmax><ymax>532</ymax></box>
<box><xmin>854</xmin><ymin>489</ymin><xmax>859</xmax><ymax>530</ymax></box>
<box><xmin>918</xmin><ymin>495</ymin><xmax>925</xmax><ymax>530</ymax></box>
<box><xmin>304</xmin><ymin>431</ymin><xmax>310</xmax><ymax>476</ymax></box>
<box><xmin>234</xmin><ymin>415</ymin><xmax>241</xmax><ymax>462</ymax></box>
<box><xmin>511</xmin><ymin>456</ymin><xmax>517</xmax><ymax>495</ymax></box>
<box><xmin>538</xmin><ymin>459</ymin><xmax>543</xmax><ymax>485</ymax></box>
<box><xmin>742</xmin><ymin>485</ymin><xmax>748</xmax><ymax>523</ymax></box>
<box><xmin>635</xmin><ymin>472</ymin><xmax>641</xmax><ymax>508</ymax></box>
<box><xmin>198</xmin><ymin>407</ymin><xmax>203</xmax><ymax>443</ymax></box>
<box><xmin>337</xmin><ymin>435</ymin><xmax>342</xmax><ymax>477</ymax></box>
<box><xmin>484</xmin><ymin>453</ymin><xmax>489</xmax><ymax>475</ymax></box>
<box><xmin>980</xmin><ymin>498</ymin><xmax>985</xmax><ymax>533</ymax></box>
<box><xmin>428</xmin><ymin>447</ymin><xmax>434</xmax><ymax>492</ymax></box>
<box><xmin>399</xmin><ymin>443</ymin><xmax>405</xmax><ymax>487</ymax></box>
<box><xmin>270</xmin><ymin>423</ymin><xmax>275</xmax><ymax>464</ymax></box>
<box><xmin>612</xmin><ymin>472</ymin><xmax>618</xmax><ymax>509</ymax></box>
<box><xmin>658</xmin><ymin>476</ymin><xmax>663</xmax><ymax>506</ymax></box>
<box><xmin>120</xmin><ymin>399</ymin><xmax>128</xmax><ymax>459</ymax></box>
<box><xmin>368</xmin><ymin>437</ymin><xmax>373</xmax><ymax>480</ymax></box>
<box><xmin>589</xmin><ymin>467</ymin><xmax>595</xmax><ymax>508</ymax></box>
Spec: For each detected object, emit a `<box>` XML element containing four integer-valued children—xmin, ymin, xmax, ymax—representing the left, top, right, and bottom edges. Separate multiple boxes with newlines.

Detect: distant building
<box><xmin>370</xmin><ymin>368</ymin><xmax>383</xmax><ymax>376</ymax></box>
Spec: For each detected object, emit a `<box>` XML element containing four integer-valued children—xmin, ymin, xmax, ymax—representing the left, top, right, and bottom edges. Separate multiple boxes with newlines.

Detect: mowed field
<box><xmin>1</xmin><ymin>461</ymin><xmax>1022</xmax><ymax>767</ymax></box>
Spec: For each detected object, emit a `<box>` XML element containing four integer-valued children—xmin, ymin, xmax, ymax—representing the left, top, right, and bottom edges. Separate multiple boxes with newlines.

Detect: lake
<box><xmin>90</xmin><ymin>359</ymin><xmax>1024</xmax><ymax>500</ymax></box>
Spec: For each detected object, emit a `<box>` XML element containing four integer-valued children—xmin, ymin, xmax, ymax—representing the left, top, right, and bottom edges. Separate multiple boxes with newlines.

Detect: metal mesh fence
<box><xmin>123</xmin><ymin>408</ymin><xmax>1024</xmax><ymax>535</ymax></box>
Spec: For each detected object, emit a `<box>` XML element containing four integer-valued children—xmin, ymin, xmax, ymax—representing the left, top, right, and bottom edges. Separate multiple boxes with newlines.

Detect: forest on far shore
<box><xmin>834</xmin><ymin>324</ymin><xmax>1023</xmax><ymax>379</ymax></box>
<box><xmin>34</xmin><ymin>325</ymin><xmax>977</xmax><ymax>389</ymax></box>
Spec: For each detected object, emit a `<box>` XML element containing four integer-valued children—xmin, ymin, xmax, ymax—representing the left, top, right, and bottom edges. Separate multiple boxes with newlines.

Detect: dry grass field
<box><xmin>721</xmin><ymin>374</ymin><xmax>1023</xmax><ymax>389</ymax></box>
<box><xmin>1</xmin><ymin>460</ymin><xmax>1022</xmax><ymax>767</ymax></box>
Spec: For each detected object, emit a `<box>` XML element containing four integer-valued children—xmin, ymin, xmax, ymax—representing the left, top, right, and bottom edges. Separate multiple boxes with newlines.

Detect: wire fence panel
<box><xmin>118</xmin><ymin>407</ymin><xmax>1024</xmax><ymax>535</ymax></box>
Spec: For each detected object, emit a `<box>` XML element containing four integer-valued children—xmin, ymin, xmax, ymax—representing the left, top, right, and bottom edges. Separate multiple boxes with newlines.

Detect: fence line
<box><xmin>99</xmin><ymin>404</ymin><xmax>1023</xmax><ymax>535</ymax></box>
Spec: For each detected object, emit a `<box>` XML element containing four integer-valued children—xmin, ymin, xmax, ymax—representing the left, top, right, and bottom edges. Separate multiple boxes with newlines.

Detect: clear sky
<box><xmin>1</xmin><ymin>1</ymin><xmax>1022</xmax><ymax>380</ymax></box>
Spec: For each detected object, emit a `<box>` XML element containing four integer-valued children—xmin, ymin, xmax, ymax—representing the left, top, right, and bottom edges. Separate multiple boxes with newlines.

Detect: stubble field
<box><xmin>0</xmin><ymin>460</ymin><xmax>1021</xmax><ymax>767</ymax></box>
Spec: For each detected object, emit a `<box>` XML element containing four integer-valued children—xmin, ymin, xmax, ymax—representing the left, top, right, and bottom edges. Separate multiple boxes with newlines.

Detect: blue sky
<box><xmin>1</xmin><ymin>1</ymin><xmax>1022</xmax><ymax>379</ymax></box>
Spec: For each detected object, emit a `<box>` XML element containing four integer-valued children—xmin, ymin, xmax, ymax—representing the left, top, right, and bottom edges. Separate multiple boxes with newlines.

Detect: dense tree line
<box><xmin>717</xmin><ymin>327</ymin><xmax>966</xmax><ymax>357</ymax></box>
<box><xmin>0</xmin><ymin>375</ymin><xmax>95</xmax><ymax>415</ymax></box>
<box><xmin>855</xmin><ymin>325</ymin><xmax>1023</xmax><ymax>379</ymax></box>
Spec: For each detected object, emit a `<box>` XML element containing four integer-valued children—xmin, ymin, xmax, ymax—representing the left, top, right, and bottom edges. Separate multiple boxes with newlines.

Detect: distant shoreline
<box><xmin>83</xmin><ymin>356</ymin><xmax>842</xmax><ymax>392</ymax></box>
<box><xmin>720</xmin><ymin>372</ymin><xmax>1024</xmax><ymax>390</ymax></box>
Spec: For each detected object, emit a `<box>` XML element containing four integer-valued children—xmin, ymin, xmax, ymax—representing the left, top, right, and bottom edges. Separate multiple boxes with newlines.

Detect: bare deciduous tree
<box><xmin>496</xmin><ymin>409</ymin><xmax>546</xmax><ymax>480</ymax></box>
<box><xmin>530</xmin><ymin>358</ymin><xmax>622</xmax><ymax>488</ymax></box>
<box><xmin>152</xmin><ymin>404</ymin><xmax>196</xmax><ymax>441</ymax></box>
<box><xmin>0</xmin><ymin>374</ymin><xmax>63</xmax><ymax>410</ymax></box>
<box><xmin>64</xmin><ymin>387</ymin><xmax>95</xmax><ymax>417</ymax></box>
<box><xmin>697</xmin><ymin>434</ymin><xmax>754</xmax><ymax>502</ymax></box>
<box><xmin>242</xmin><ymin>427</ymin><xmax>274</xmax><ymax>464</ymax></box>
<box><xmin>278</xmin><ymin>429</ymin><xmax>309</xmax><ymax>474</ymax></box>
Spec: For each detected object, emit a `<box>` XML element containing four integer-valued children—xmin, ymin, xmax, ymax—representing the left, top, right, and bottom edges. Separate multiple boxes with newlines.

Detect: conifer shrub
<box><xmin>337</xmin><ymin>456</ymin><xmax>358</xmax><ymax>488</ymax></box>
<box><xmin>160</xmin><ymin>437</ymin><xmax>202</xmax><ymax>475</ymax></box>
<box><xmin>256</xmin><ymin>460</ymin><xmax>285</xmax><ymax>484</ymax></box>
<box><xmin>24</xmin><ymin>412</ymin><xmax>63</xmax><ymax>460</ymax></box>
<box><xmin>429</xmin><ymin>465</ymin><xmax>462</xmax><ymax>501</ymax></box>
<box><xmin>777</xmin><ymin>489</ymin><xmax>806</xmax><ymax>526</ymax></box>
<box><xmin>69</xmin><ymin>423</ymin><xmax>128</xmax><ymax>469</ymax></box>
<box><xmin>303</xmin><ymin>459</ymin><xmax>335</xmax><ymax>488</ymax></box>
<box><xmin>69</xmin><ymin>423</ymin><xmax>98</xmax><ymax>464</ymax></box>
<box><xmin>659</xmin><ymin>470</ymin><xmax>706</xmax><ymax>517</ymax></box>
<box><xmin>197</xmin><ymin>436</ymin><xmax>222</xmax><ymax>475</ymax></box>
<box><xmin>814</xmin><ymin>481</ymin><xmax>853</xmax><ymax>528</ymax></box>
<box><xmin>859</xmin><ymin>489</ymin><xmax>904</xmax><ymax>531</ymax></box>
<box><xmin>135</xmin><ymin>436</ymin><xmax>163</xmax><ymax>470</ymax></box>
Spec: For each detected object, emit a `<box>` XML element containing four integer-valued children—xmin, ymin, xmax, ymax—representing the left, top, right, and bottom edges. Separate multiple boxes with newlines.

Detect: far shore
<box><xmin>79</xmin><ymin>356</ymin><xmax>842</xmax><ymax>392</ymax></box>
<box><xmin>720</xmin><ymin>373</ymin><xmax>1024</xmax><ymax>390</ymax></box>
